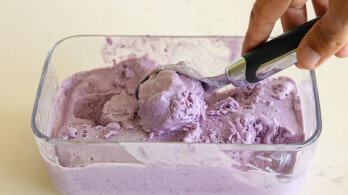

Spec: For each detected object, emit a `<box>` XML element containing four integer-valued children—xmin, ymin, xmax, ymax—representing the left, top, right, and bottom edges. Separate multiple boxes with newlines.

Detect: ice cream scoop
<box><xmin>135</xmin><ymin>17</ymin><xmax>320</xmax><ymax>99</ymax></box>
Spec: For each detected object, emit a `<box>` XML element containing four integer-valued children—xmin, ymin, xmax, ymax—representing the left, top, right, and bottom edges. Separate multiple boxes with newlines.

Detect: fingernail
<box><xmin>298</xmin><ymin>47</ymin><xmax>321</xmax><ymax>69</ymax></box>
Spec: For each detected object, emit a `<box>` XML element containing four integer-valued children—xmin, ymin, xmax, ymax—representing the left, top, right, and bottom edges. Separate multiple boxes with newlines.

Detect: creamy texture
<box><xmin>51</xmin><ymin>59</ymin><xmax>304</xmax><ymax>145</ymax></box>
<box><xmin>138</xmin><ymin>69</ymin><xmax>206</xmax><ymax>134</ymax></box>
<box><xmin>185</xmin><ymin>78</ymin><xmax>304</xmax><ymax>144</ymax></box>
<box><xmin>50</xmin><ymin>57</ymin><xmax>305</xmax><ymax>169</ymax></box>
<box><xmin>46</xmin><ymin>37</ymin><xmax>307</xmax><ymax>195</ymax></box>
<box><xmin>50</xmin><ymin>58</ymin><xmax>156</xmax><ymax>142</ymax></box>
<box><xmin>137</xmin><ymin>69</ymin><xmax>304</xmax><ymax>145</ymax></box>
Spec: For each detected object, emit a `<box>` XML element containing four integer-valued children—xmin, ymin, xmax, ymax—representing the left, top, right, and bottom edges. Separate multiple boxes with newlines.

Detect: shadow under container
<box><xmin>31</xmin><ymin>36</ymin><xmax>322</xmax><ymax>195</ymax></box>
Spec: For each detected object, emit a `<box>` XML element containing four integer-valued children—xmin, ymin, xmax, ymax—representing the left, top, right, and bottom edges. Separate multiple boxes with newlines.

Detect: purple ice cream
<box><xmin>184</xmin><ymin>77</ymin><xmax>304</xmax><ymax>144</ymax></box>
<box><xmin>45</xmin><ymin>37</ymin><xmax>307</xmax><ymax>195</ymax></box>
<box><xmin>52</xmin><ymin>61</ymin><xmax>304</xmax><ymax>145</ymax></box>
<box><xmin>50</xmin><ymin>56</ymin><xmax>304</xmax><ymax>166</ymax></box>
<box><xmin>138</xmin><ymin>69</ymin><xmax>206</xmax><ymax>134</ymax></box>
<box><xmin>136</xmin><ymin>69</ymin><xmax>304</xmax><ymax>144</ymax></box>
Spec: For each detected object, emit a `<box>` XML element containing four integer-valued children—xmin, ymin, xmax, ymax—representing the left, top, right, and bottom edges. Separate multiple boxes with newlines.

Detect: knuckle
<box><xmin>289</xmin><ymin>0</ymin><xmax>307</xmax><ymax>8</ymax></box>
<box><xmin>250</xmin><ymin>9</ymin><xmax>257</xmax><ymax>22</ymax></box>
<box><xmin>249</xmin><ymin>9</ymin><xmax>274</xmax><ymax>26</ymax></box>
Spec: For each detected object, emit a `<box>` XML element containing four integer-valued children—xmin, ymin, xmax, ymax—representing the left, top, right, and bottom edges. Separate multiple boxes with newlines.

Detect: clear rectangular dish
<box><xmin>31</xmin><ymin>35</ymin><xmax>321</xmax><ymax>195</ymax></box>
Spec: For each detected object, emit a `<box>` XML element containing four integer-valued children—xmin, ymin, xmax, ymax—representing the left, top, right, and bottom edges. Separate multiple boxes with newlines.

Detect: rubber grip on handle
<box><xmin>243</xmin><ymin>16</ymin><xmax>321</xmax><ymax>83</ymax></box>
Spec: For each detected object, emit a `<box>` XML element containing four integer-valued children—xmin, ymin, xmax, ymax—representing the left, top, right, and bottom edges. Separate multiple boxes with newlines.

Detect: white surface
<box><xmin>0</xmin><ymin>0</ymin><xmax>347</xmax><ymax>194</ymax></box>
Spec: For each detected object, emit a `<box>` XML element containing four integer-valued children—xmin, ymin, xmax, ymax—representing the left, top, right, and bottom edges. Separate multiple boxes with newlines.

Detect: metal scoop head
<box><xmin>135</xmin><ymin>58</ymin><xmax>249</xmax><ymax>100</ymax></box>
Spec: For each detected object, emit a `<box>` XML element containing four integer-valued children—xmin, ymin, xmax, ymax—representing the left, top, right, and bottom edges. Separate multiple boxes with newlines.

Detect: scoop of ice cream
<box><xmin>114</xmin><ymin>58</ymin><xmax>158</xmax><ymax>95</ymax></box>
<box><xmin>138</xmin><ymin>70</ymin><xmax>206</xmax><ymax>134</ymax></box>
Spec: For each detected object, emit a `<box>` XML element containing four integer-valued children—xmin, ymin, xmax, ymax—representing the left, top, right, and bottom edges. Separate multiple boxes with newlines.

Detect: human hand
<box><xmin>242</xmin><ymin>0</ymin><xmax>348</xmax><ymax>69</ymax></box>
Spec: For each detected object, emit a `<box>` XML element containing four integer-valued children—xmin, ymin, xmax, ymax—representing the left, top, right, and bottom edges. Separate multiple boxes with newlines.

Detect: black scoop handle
<box><xmin>243</xmin><ymin>16</ymin><xmax>321</xmax><ymax>83</ymax></box>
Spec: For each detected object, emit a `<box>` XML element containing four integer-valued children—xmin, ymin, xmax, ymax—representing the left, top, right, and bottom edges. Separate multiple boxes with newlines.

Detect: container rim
<box><xmin>31</xmin><ymin>35</ymin><xmax>322</xmax><ymax>151</ymax></box>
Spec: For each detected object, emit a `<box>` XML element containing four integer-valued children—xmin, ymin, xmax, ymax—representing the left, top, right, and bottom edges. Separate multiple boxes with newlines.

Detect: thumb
<box><xmin>296</xmin><ymin>13</ymin><xmax>348</xmax><ymax>69</ymax></box>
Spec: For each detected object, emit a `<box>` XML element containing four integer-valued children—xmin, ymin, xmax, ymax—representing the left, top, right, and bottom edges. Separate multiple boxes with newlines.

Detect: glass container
<box><xmin>31</xmin><ymin>35</ymin><xmax>321</xmax><ymax>195</ymax></box>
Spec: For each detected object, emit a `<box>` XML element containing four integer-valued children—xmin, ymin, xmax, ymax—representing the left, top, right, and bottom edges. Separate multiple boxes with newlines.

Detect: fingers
<box><xmin>243</xmin><ymin>0</ymin><xmax>348</xmax><ymax>70</ymax></box>
<box><xmin>242</xmin><ymin>0</ymin><xmax>291</xmax><ymax>54</ymax></box>
<box><xmin>296</xmin><ymin>4</ymin><xmax>348</xmax><ymax>69</ymax></box>
<box><xmin>281</xmin><ymin>0</ymin><xmax>308</xmax><ymax>32</ymax></box>
<box><xmin>335</xmin><ymin>42</ymin><xmax>348</xmax><ymax>58</ymax></box>
<box><xmin>312</xmin><ymin>0</ymin><xmax>328</xmax><ymax>16</ymax></box>
<box><xmin>311</xmin><ymin>0</ymin><xmax>348</xmax><ymax>60</ymax></box>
